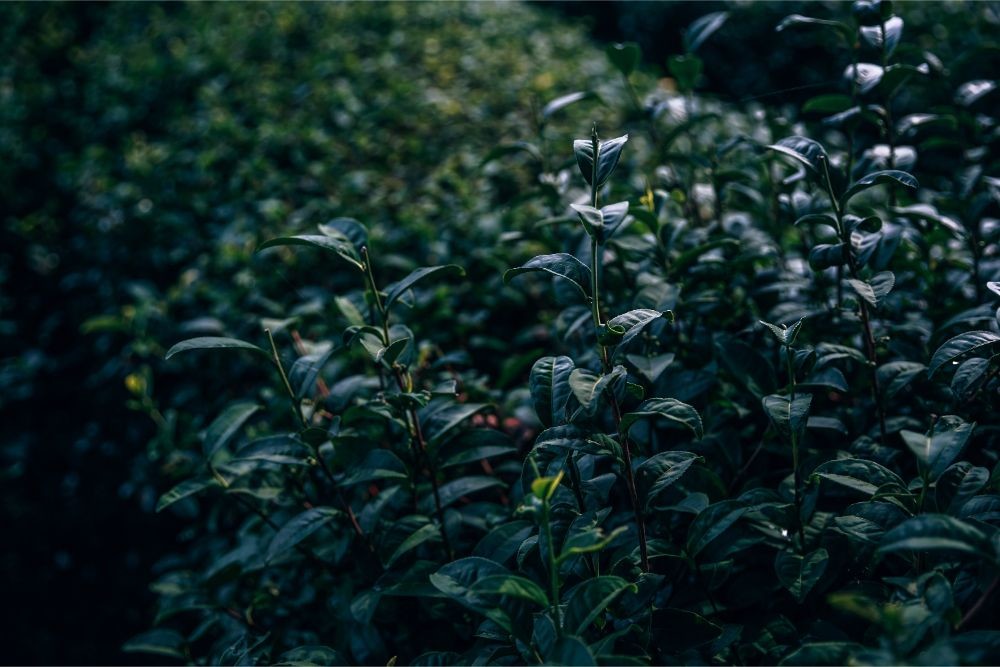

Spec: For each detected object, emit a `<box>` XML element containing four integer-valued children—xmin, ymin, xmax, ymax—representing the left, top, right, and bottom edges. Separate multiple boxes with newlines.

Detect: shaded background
<box><xmin>1</xmin><ymin>1</ymin><xmax>996</xmax><ymax>663</ymax></box>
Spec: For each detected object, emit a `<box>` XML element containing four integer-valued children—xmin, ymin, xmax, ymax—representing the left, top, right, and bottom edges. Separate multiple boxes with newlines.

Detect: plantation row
<box><xmin>50</xmin><ymin>2</ymin><xmax>999</xmax><ymax>665</ymax></box>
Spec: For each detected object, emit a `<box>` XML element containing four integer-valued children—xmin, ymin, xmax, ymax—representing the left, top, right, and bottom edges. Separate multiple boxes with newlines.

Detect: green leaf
<box><xmin>234</xmin><ymin>435</ymin><xmax>312</xmax><ymax>466</ymax></box>
<box><xmin>776</xmin><ymin>14</ymin><xmax>852</xmax><ymax>40</ymax></box>
<box><xmin>606</xmin><ymin>42</ymin><xmax>641</xmax><ymax>76</ymax></box>
<box><xmin>570</xmin><ymin>201</ymin><xmax>630</xmax><ymax>244</ymax></box>
<box><xmin>122</xmin><ymin>628</ymin><xmax>187</xmax><ymax>659</ymax></box>
<box><xmin>929</xmin><ymin>331</ymin><xmax>1000</xmax><ymax>377</ymax></box>
<box><xmin>626</xmin><ymin>352</ymin><xmax>675</xmax><ymax>384</ymax></box>
<box><xmin>266</xmin><ymin>507</ymin><xmax>341</xmax><ymax>563</ymax></box>
<box><xmin>952</xmin><ymin>357</ymin><xmax>992</xmax><ymax>398</ymax></box>
<box><xmin>684</xmin><ymin>11</ymin><xmax>729</xmax><ymax>53</ymax></box>
<box><xmin>573</xmin><ymin>133</ymin><xmax>629</xmax><ymax>189</ymax></box>
<box><xmin>841</xmin><ymin>170</ymin><xmax>918</xmax><ymax>206</ymax></box>
<box><xmin>430</xmin><ymin>476</ymin><xmax>504</xmax><ymax>510</ymax></box>
<box><xmin>548</xmin><ymin>637</ymin><xmax>596</xmax><ymax>666</ymax></box>
<box><xmin>775</xmin><ymin>548</ymin><xmax>829</xmax><ymax>603</ymax></box>
<box><xmin>165</xmin><ymin>337</ymin><xmax>267</xmax><ymax>360</ymax></box>
<box><xmin>900</xmin><ymin>415</ymin><xmax>975</xmax><ymax>480</ymax></box>
<box><xmin>768</xmin><ymin>136</ymin><xmax>829</xmax><ymax>175</ymax></box>
<box><xmin>439</xmin><ymin>429</ymin><xmax>516</xmax><ymax>469</ymax></box>
<box><xmin>569</xmin><ymin>366</ymin><xmax>627</xmax><ymax>416</ymax></box>
<box><xmin>667</xmin><ymin>54</ymin><xmax>703</xmax><ymax>92</ymax></box>
<box><xmin>481</xmin><ymin>141</ymin><xmax>544</xmax><ymax>166</ymax></box>
<box><xmin>845</xmin><ymin>62</ymin><xmax>884</xmax><ymax>95</ymax></box>
<box><xmin>290</xmin><ymin>345</ymin><xmax>337</xmax><ymax>400</ymax></box>
<box><xmin>687</xmin><ymin>499</ymin><xmax>746</xmax><ymax>556</ymax></box>
<box><xmin>204</xmin><ymin>401</ymin><xmax>261</xmax><ymax>460</ymax></box>
<box><xmin>257</xmin><ymin>234</ymin><xmax>364</xmax><ymax>271</ymax></box>
<box><xmin>384</xmin><ymin>265</ymin><xmax>465</xmax><ymax>310</ymax></box>
<box><xmin>878</xmin><ymin>360</ymin><xmax>926</xmax><ymax>398</ymax></box>
<box><xmin>714</xmin><ymin>337</ymin><xmax>777</xmax><ymax>399</ymax></box>
<box><xmin>340</xmin><ymin>449</ymin><xmax>409</xmax><ymax>486</ymax></box>
<box><xmin>386</xmin><ymin>522</ymin><xmax>441</xmax><ymax>566</ymax></box>
<box><xmin>779</xmin><ymin>642</ymin><xmax>866</xmax><ymax>666</ymax></box>
<box><xmin>859</xmin><ymin>16</ymin><xmax>903</xmax><ymax>55</ymax></box>
<box><xmin>275</xmin><ymin>645</ymin><xmax>346</xmax><ymax>666</ymax></box>
<box><xmin>956</xmin><ymin>79</ymin><xmax>997</xmax><ymax>107</ymax></box>
<box><xmin>762</xmin><ymin>394</ymin><xmax>812</xmax><ymax>442</ymax></box>
<box><xmin>429</xmin><ymin>558</ymin><xmax>520</xmax><ymax>634</ymax></box>
<box><xmin>318</xmin><ymin>217</ymin><xmax>368</xmax><ymax>252</ymax></box>
<box><xmin>531</xmin><ymin>471</ymin><xmax>564</xmax><ymax>501</ymax></box>
<box><xmin>759</xmin><ymin>318</ymin><xmax>804</xmax><ymax>346</ymax></box>
<box><xmin>637</xmin><ymin>451</ymin><xmax>700</xmax><ymax>510</ymax></box>
<box><xmin>607</xmin><ymin>309</ymin><xmax>670</xmax><ymax>353</ymax></box>
<box><xmin>470</xmin><ymin>574</ymin><xmax>549</xmax><ymax>607</ymax></box>
<box><xmin>542</xmin><ymin>91</ymin><xmax>598</xmax><ymax>119</ymax></box>
<box><xmin>811</xmin><ymin>458</ymin><xmax>906</xmax><ymax>497</ymax></box>
<box><xmin>504</xmin><ymin>253</ymin><xmax>591</xmax><ymax>302</ymax></box>
<box><xmin>156</xmin><ymin>477</ymin><xmax>218</xmax><ymax>513</ymax></box>
<box><xmin>846</xmin><ymin>278</ymin><xmax>877</xmax><ymax>307</ymax></box>
<box><xmin>558</xmin><ymin>525</ymin><xmax>626</xmax><ymax>563</ymax></box>
<box><xmin>809</xmin><ymin>243</ymin><xmax>848</xmax><ymax>270</ymax></box>
<box><xmin>879</xmin><ymin>514</ymin><xmax>997</xmax><ymax>563</ymax></box>
<box><xmin>421</xmin><ymin>402</ymin><xmax>491</xmax><ymax>446</ymax></box>
<box><xmin>564</xmin><ymin>576</ymin><xmax>636</xmax><ymax>635</ymax></box>
<box><xmin>530</xmin><ymin>356</ymin><xmax>576</xmax><ymax>427</ymax></box>
<box><xmin>620</xmin><ymin>398</ymin><xmax>703</xmax><ymax>439</ymax></box>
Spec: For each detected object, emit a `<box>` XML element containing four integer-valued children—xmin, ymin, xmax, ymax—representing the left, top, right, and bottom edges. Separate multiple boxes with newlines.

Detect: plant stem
<box><xmin>266</xmin><ymin>328</ymin><xmax>307</xmax><ymax>430</ymax></box>
<box><xmin>361</xmin><ymin>246</ymin><xmax>453</xmax><ymax>558</ymax></box>
<box><xmin>266</xmin><ymin>330</ymin><xmax>370</xmax><ymax>544</ymax></box>
<box><xmin>819</xmin><ymin>156</ymin><xmax>888</xmax><ymax>445</ymax></box>
<box><xmin>541</xmin><ymin>498</ymin><xmax>562</xmax><ymax>636</ymax></box>
<box><xmin>588</xmin><ymin>201</ymin><xmax>649</xmax><ymax>571</ymax></box>
<box><xmin>786</xmin><ymin>344</ymin><xmax>806</xmax><ymax>547</ymax></box>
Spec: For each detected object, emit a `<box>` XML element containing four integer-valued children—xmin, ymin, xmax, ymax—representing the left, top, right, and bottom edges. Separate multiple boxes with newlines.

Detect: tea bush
<box><xmin>4</xmin><ymin>1</ymin><xmax>999</xmax><ymax>664</ymax></box>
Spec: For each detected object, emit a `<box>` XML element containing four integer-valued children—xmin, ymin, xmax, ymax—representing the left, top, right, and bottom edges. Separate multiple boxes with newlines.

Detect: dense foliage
<box><xmin>3</xmin><ymin>1</ymin><xmax>999</xmax><ymax>664</ymax></box>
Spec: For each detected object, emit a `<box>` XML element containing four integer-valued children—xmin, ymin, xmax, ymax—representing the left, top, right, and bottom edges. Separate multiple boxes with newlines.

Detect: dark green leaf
<box><xmin>900</xmin><ymin>415</ymin><xmax>975</xmax><ymax>480</ymax></box>
<box><xmin>504</xmin><ymin>253</ymin><xmax>591</xmax><ymax>302</ymax></box>
<box><xmin>542</xmin><ymin>91</ymin><xmax>598</xmax><ymax>119</ymax></box>
<box><xmin>684</xmin><ymin>11</ymin><xmax>729</xmax><ymax>52</ymax></box>
<box><xmin>776</xmin><ymin>14</ymin><xmax>852</xmax><ymax>40</ymax></box>
<box><xmin>266</xmin><ymin>507</ymin><xmax>341</xmax><ymax>563</ymax></box>
<box><xmin>879</xmin><ymin>514</ymin><xmax>997</xmax><ymax>563</ymax></box>
<box><xmin>638</xmin><ymin>451</ymin><xmax>700</xmax><ymax>510</ymax></box>
<box><xmin>573</xmin><ymin>134</ymin><xmax>629</xmax><ymax>188</ymax></box>
<box><xmin>620</xmin><ymin>398</ymin><xmax>703</xmax><ymax>439</ymax></box>
<box><xmin>841</xmin><ymin>170</ymin><xmax>918</xmax><ymax>206</ymax></box>
<box><xmin>929</xmin><ymin>331</ymin><xmax>1000</xmax><ymax>377</ymax></box>
<box><xmin>606</xmin><ymin>43</ymin><xmax>641</xmax><ymax>76</ymax></box>
<box><xmin>165</xmin><ymin>337</ymin><xmax>267</xmax><ymax>360</ymax></box>
<box><xmin>564</xmin><ymin>576</ymin><xmax>636</xmax><ymax>635</ymax></box>
<box><xmin>470</xmin><ymin>574</ymin><xmax>549</xmax><ymax>607</ymax></box>
<box><xmin>384</xmin><ymin>265</ymin><xmax>465</xmax><ymax>310</ymax></box>
<box><xmin>811</xmin><ymin>458</ymin><xmax>906</xmax><ymax>497</ymax></box>
<box><xmin>257</xmin><ymin>235</ymin><xmax>363</xmax><ymax>271</ymax></box>
<box><xmin>775</xmin><ymin>548</ymin><xmax>829</xmax><ymax>602</ymax></box>
<box><xmin>386</xmin><ymin>523</ymin><xmax>441</xmax><ymax>566</ymax></box>
<box><xmin>156</xmin><ymin>477</ymin><xmax>218</xmax><ymax>513</ymax></box>
<box><xmin>768</xmin><ymin>136</ymin><xmax>829</xmax><ymax>175</ymax></box>
<box><xmin>204</xmin><ymin>401</ymin><xmax>260</xmax><ymax>459</ymax></box>
<box><xmin>762</xmin><ymin>394</ymin><xmax>812</xmax><ymax>442</ymax></box>
<box><xmin>530</xmin><ymin>356</ymin><xmax>576</xmax><ymax>427</ymax></box>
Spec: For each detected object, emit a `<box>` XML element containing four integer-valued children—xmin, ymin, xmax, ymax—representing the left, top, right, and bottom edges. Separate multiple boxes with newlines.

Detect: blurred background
<box><xmin>1</xmin><ymin>1</ymin><xmax>996</xmax><ymax>663</ymax></box>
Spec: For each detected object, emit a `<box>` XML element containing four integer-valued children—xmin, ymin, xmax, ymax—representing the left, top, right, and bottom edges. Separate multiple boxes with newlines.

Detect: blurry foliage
<box><xmin>1</xmin><ymin>0</ymin><xmax>999</xmax><ymax>664</ymax></box>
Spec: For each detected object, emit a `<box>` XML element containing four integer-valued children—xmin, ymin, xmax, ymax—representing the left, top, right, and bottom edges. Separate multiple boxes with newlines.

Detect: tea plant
<box><xmin>129</xmin><ymin>2</ymin><xmax>1000</xmax><ymax>665</ymax></box>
